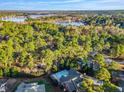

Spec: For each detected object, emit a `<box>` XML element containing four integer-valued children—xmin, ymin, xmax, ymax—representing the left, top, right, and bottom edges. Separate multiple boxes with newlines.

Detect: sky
<box><xmin>0</xmin><ymin>0</ymin><xmax>124</xmax><ymax>10</ymax></box>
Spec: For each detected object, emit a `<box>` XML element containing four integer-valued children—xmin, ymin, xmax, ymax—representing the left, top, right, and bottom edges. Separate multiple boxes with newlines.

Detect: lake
<box><xmin>0</xmin><ymin>14</ymin><xmax>55</xmax><ymax>23</ymax></box>
<box><xmin>56</xmin><ymin>21</ymin><xmax>85</xmax><ymax>26</ymax></box>
<box><xmin>0</xmin><ymin>16</ymin><xmax>26</xmax><ymax>23</ymax></box>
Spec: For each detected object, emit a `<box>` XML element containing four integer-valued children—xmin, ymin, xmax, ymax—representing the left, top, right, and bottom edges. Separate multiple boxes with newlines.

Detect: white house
<box><xmin>0</xmin><ymin>80</ymin><xmax>7</xmax><ymax>92</ymax></box>
<box><xmin>15</xmin><ymin>82</ymin><xmax>45</xmax><ymax>92</ymax></box>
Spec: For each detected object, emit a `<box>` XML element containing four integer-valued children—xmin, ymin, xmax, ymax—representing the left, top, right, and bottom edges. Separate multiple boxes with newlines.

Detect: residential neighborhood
<box><xmin>0</xmin><ymin>1</ymin><xmax>124</xmax><ymax>92</ymax></box>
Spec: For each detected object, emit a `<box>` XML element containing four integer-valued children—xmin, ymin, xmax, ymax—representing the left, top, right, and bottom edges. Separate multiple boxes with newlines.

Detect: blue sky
<box><xmin>0</xmin><ymin>0</ymin><xmax>124</xmax><ymax>10</ymax></box>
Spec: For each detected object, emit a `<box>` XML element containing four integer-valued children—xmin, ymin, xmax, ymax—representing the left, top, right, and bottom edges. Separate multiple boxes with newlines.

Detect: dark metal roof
<box><xmin>65</xmin><ymin>81</ymin><xmax>76</xmax><ymax>92</ymax></box>
<box><xmin>59</xmin><ymin>69</ymin><xmax>81</xmax><ymax>82</ymax></box>
<box><xmin>0</xmin><ymin>79</ymin><xmax>7</xmax><ymax>85</ymax></box>
<box><xmin>51</xmin><ymin>69</ymin><xmax>83</xmax><ymax>92</ymax></box>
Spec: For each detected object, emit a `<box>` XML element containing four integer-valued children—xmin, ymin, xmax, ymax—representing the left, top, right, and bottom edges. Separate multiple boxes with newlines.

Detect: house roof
<box><xmin>16</xmin><ymin>83</ymin><xmax>45</xmax><ymax>92</ymax></box>
<box><xmin>51</xmin><ymin>69</ymin><xmax>83</xmax><ymax>92</ymax></box>
<box><xmin>0</xmin><ymin>79</ymin><xmax>7</xmax><ymax>85</ymax></box>
<box><xmin>63</xmin><ymin>74</ymin><xmax>83</xmax><ymax>92</ymax></box>
<box><xmin>65</xmin><ymin>81</ymin><xmax>76</xmax><ymax>92</ymax></box>
<box><xmin>51</xmin><ymin>69</ymin><xmax>82</xmax><ymax>83</ymax></box>
<box><xmin>59</xmin><ymin>69</ymin><xmax>82</xmax><ymax>82</ymax></box>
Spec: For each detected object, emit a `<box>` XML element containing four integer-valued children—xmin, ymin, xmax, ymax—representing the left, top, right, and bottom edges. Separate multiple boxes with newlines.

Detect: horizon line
<box><xmin>0</xmin><ymin>9</ymin><xmax>124</xmax><ymax>11</ymax></box>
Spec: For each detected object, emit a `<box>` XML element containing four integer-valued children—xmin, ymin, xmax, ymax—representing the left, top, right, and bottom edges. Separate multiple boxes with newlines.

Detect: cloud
<box><xmin>0</xmin><ymin>0</ymin><xmax>124</xmax><ymax>10</ymax></box>
<box><xmin>88</xmin><ymin>0</ymin><xmax>123</xmax><ymax>4</ymax></box>
<box><xmin>38</xmin><ymin>0</ymin><xmax>82</xmax><ymax>4</ymax></box>
<box><xmin>1</xmin><ymin>0</ymin><xmax>82</xmax><ymax>5</ymax></box>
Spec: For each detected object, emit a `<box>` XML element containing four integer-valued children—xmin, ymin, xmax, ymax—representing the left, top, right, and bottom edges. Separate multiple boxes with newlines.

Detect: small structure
<box><xmin>91</xmin><ymin>77</ymin><xmax>104</xmax><ymax>86</ymax></box>
<box><xmin>15</xmin><ymin>82</ymin><xmax>45</xmax><ymax>92</ymax></box>
<box><xmin>50</xmin><ymin>69</ymin><xmax>83</xmax><ymax>92</ymax></box>
<box><xmin>86</xmin><ymin>58</ymin><xmax>101</xmax><ymax>71</ymax></box>
<box><xmin>105</xmin><ymin>58</ymin><xmax>113</xmax><ymax>65</ymax></box>
<box><xmin>0</xmin><ymin>79</ymin><xmax>7</xmax><ymax>92</ymax></box>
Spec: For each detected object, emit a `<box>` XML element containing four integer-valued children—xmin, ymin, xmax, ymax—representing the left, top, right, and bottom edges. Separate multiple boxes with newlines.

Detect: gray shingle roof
<box><xmin>59</xmin><ymin>69</ymin><xmax>81</xmax><ymax>82</ymax></box>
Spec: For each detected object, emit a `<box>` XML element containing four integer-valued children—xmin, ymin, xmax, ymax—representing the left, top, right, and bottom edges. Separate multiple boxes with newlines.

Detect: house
<box><xmin>50</xmin><ymin>69</ymin><xmax>83</xmax><ymax>92</ymax></box>
<box><xmin>15</xmin><ymin>82</ymin><xmax>45</xmax><ymax>92</ymax></box>
<box><xmin>77</xmin><ymin>58</ymin><xmax>87</xmax><ymax>70</ymax></box>
<box><xmin>86</xmin><ymin>58</ymin><xmax>101</xmax><ymax>71</ymax></box>
<box><xmin>76</xmin><ymin>57</ymin><xmax>101</xmax><ymax>71</ymax></box>
<box><xmin>88</xmin><ymin>52</ymin><xmax>103</xmax><ymax>71</ymax></box>
<box><xmin>0</xmin><ymin>79</ymin><xmax>7</xmax><ymax>92</ymax></box>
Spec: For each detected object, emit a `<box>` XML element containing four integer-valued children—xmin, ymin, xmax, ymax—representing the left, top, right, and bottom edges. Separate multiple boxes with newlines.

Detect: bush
<box><xmin>3</xmin><ymin>68</ymin><xmax>10</xmax><ymax>77</ymax></box>
<box><xmin>0</xmin><ymin>69</ymin><xmax>3</xmax><ymax>78</ymax></box>
<box><xmin>12</xmin><ymin>67</ymin><xmax>20</xmax><ymax>77</ymax></box>
<box><xmin>95</xmin><ymin>68</ymin><xmax>111</xmax><ymax>81</ymax></box>
<box><xmin>52</xmin><ymin>65</ymin><xmax>58</xmax><ymax>72</ymax></box>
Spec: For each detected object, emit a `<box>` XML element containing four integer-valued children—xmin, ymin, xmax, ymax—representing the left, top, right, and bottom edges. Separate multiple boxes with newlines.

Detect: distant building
<box><xmin>50</xmin><ymin>69</ymin><xmax>83</xmax><ymax>92</ymax></box>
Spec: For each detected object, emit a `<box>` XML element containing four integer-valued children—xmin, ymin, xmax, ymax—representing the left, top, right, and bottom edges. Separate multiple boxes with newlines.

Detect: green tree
<box><xmin>3</xmin><ymin>68</ymin><xmax>10</xmax><ymax>77</ymax></box>
<box><xmin>82</xmin><ymin>77</ymin><xmax>104</xmax><ymax>92</ymax></box>
<box><xmin>52</xmin><ymin>65</ymin><xmax>58</xmax><ymax>72</ymax></box>
<box><xmin>109</xmin><ymin>61</ymin><xmax>121</xmax><ymax>70</ymax></box>
<box><xmin>82</xmin><ymin>78</ymin><xmax>94</xmax><ymax>92</ymax></box>
<box><xmin>0</xmin><ymin>69</ymin><xmax>3</xmax><ymax>78</ymax></box>
<box><xmin>94</xmin><ymin>54</ymin><xmax>106</xmax><ymax>67</ymax></box>
<box><xmin>95</xmin><ymin>68</ymin><xmax>111</xmax><ymax>81</ymax></box>
<box><xmin>27</xmin><ymin>54</ymin><xmax>34</xmax><ymax>69</ymax></box>
<box><xmin>12</xmin><ymin>67</ymin><xmax>20</xmax><ymax>77</ymax></box>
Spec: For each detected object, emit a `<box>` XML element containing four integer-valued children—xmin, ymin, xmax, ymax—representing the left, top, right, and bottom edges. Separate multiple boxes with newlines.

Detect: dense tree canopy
<box><xmin>0</xmin><ymin>12</ymin><xmax>124</xmax><ymax>92</ymax></box>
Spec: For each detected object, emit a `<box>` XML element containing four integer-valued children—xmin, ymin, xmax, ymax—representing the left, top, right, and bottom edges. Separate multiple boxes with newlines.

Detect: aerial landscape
<box><xmin>0</xmin><ymin>0</ymin><xmax>124</xmax><ymax>92</ymax></box>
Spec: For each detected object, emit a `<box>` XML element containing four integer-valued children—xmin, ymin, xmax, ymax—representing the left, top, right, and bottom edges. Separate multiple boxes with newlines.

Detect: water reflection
<box><xmin>1</xmin><ymin>16</ymin><xmax>26</xmax><ymax>23</ymax></box>
<box><xmin>0</xmin><ymin>14</ymin><xmax>54</xmax><ymax>22</ymax></box>
<box><xmin>56</xmin><ymin>22</ymin><xmax>85</xmax><ymax>26</ymax></box>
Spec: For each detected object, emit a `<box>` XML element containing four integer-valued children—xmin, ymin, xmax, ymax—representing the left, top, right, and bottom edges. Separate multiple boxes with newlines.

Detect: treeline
<box><xmin>0</xmin><ymin>11</ymin><xmax>24</xmax><ymax>18</ymax></box>
<box><xmin>27</xmin><ymin>15</ymin><xmax>124</xmax><ymax>29</ymax></box>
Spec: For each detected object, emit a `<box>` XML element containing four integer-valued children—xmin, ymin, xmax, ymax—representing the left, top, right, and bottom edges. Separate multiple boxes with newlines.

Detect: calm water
<box><xmin>56</xmin><ymin>22</ymin><xmax>85</xmax><ymax>26</ymax></box>
<box><xmin>0</xmin><ymin>14</ymin><xmax>55</xmax><ymax>22</ymax></box>
<box><xmin>1</xmin><ymin>16</ymin><xmax>26</xmax><ymax>23</ymax></box>
<box><xmin>1</xmin><ymin>15</ymin><xmax>85</xmax><ymax>27</ymax></box>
